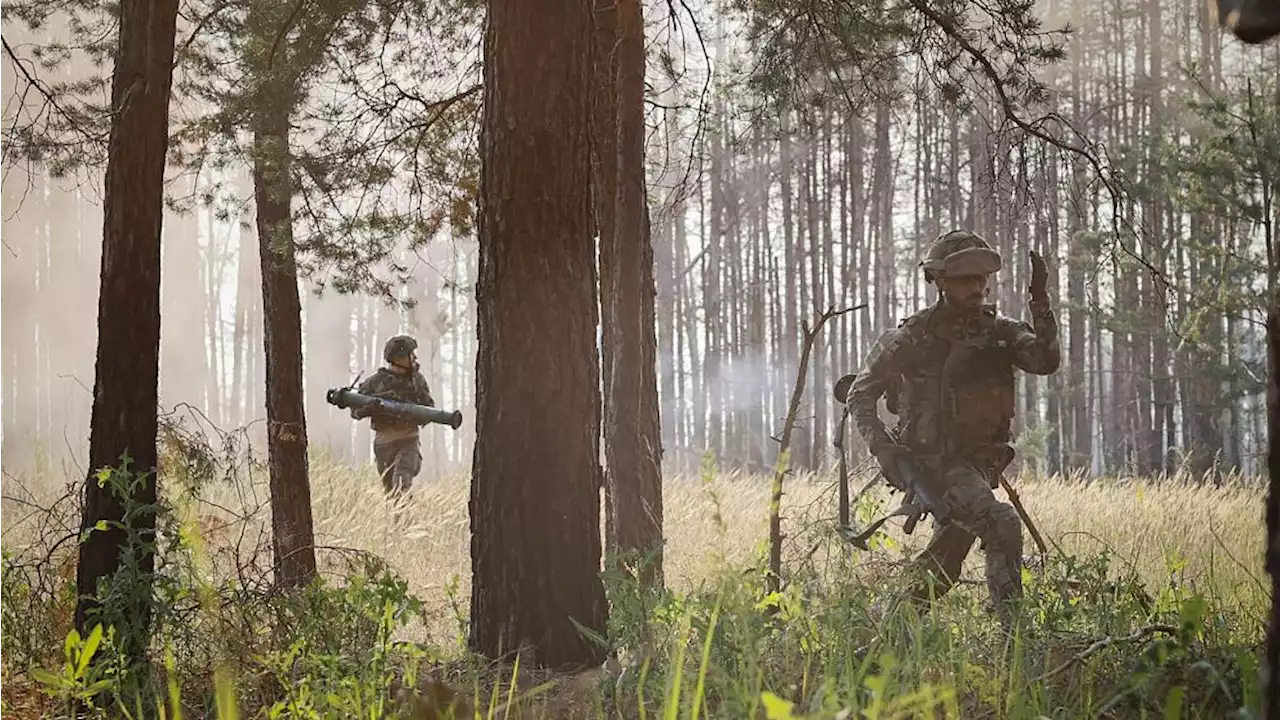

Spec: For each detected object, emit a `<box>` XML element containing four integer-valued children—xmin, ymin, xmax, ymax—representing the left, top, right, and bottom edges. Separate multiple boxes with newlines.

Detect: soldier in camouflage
<box><xmin>847</xmin><ymin>230</ymin><xmax>1060</xmax><ymax>626</ymax></box>
<box><xmin>352</xmin><ymin>335</ymin><xmax>436</xmax><ymax>499</ymax></box>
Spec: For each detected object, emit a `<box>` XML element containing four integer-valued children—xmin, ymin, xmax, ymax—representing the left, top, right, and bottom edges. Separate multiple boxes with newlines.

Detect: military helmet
<box><xmin>919</xmin><ymin>230</ymin><xmax>1003</xmax><ymax>283</ymax></box>
<box><xmin>383</xmin><ymin>335</ymin><xmax>418</xmax><ymax>363</ymax></box>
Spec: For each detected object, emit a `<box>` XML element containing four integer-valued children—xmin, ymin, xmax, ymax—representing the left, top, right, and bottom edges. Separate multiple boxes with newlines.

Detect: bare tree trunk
<box><xmin>1265</xmin><ymin>307</ymin><xmax>1279</xmax><ymax>717</ymax></box>
<box><xmin>596</xmin><ymin>0</ymin><xmax>664</xmax><ymax>587</ymax></box>
<box><xmin>469</xmin><ymin>0</ymin><xmax>609</xmax><ymax>670</ymax></box>
<box><xmin>74</xmin><ymin>0</ymin><xmax>180</xmax><ymax>669</ymax></box>
<box><xmin>250</xmin><ymin>26</ymin><xmax>318</xmax><ymax>587</ymax></box>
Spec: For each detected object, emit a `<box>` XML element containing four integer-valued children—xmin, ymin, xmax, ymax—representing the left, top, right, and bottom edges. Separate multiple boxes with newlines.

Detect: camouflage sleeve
<box><xmin>1007</xmin><ymin>301</ymin><xmax>1061</xmax><ymax>375</ymax></box>
<box><xmin>414</xmin><ymin>372</ymin><xmax>435</xmax><ymax>407</ymax></box>
<box><xmin>847</xmin><ymin>329</ymin><xmax>901</xmax><ymax>454</ymax></box>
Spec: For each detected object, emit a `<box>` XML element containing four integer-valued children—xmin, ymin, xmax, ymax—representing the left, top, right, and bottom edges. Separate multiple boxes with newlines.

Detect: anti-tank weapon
<box><xmin>325</xmin><ymin>377</ymin><xmax>463</xmax><ymax>430</ymax></box>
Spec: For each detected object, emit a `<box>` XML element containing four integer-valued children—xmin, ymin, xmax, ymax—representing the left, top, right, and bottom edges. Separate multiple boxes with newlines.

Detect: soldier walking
<box><xmin>846</xmin><ymin>230</ymin><xmax>1061</xmax><ymax>627</ymax></box>
<box><xmin>351</xmin><ymin>335</ymin><xmax>437</xmax><ymax>500</ymax></box>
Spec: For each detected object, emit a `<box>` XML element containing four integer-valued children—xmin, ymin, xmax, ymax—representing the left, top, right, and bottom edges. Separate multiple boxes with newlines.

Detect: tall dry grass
<box><xmin>1</xmin><ymin>451</ymin><xmax>1268</xmax><ymax>718</ymax></box>
<box><xmin>4</xmin><ymin>454</ymin><xmax>1266</xmax><ymax>634</ymax></box>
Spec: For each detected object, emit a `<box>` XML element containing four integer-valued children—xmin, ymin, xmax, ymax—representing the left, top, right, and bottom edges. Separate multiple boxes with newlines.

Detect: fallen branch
<box><xmin>1033</xmin><ymin>624</ymin><xmax>1178</xmax><ymax>684</ymax></box>
<box><xmin>767</xmin><ymin>303</ymin><xmax>866</xmax><ymax>596</ymax></box>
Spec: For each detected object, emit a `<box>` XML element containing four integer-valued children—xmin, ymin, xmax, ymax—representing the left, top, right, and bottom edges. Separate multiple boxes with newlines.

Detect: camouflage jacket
<box><xmin>848</xmin><ymin>300</ymin><xmax>1060</xmax><ymax>466</ymax></box>
<box><xmin>352</xmin><ymin>366</ymin><xmax>436</xmax><ymax>436</ymax></box>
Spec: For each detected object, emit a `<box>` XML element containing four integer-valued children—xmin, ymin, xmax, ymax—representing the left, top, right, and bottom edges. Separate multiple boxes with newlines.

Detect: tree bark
<box><xmin>469</xmin><ymin>0</ymin><xmax>609</xmax><ymax>671</ymax></box>
<box><xmin>252</xmin><ymin>60</ymin><xmax>318</xmax><ymax>589</ymax></box>
<box><xmin>598</xmin><ymin>0</ymin><xmax>664</xmax><ymax>587</ymax></box>
<box><xmin>1265</xmin><ymin>307</ymin><xmax>1278</xmax><ymax>717</ymax></box>
<box><xmin>74</xmin><ymin>0</ymin><xmax>180</xmax><ymax>667</ymax></box>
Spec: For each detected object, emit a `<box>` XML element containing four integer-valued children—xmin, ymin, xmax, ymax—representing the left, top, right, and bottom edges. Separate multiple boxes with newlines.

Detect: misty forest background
<box><xmin>3</xmin><ymin>0</ymin><xmax>1277</xmax><ymax>487</ymax></box>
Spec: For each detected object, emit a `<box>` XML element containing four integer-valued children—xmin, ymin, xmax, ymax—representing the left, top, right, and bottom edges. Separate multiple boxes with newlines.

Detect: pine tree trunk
<box><xmin>252</xmin><ymin>64</ymin><xmax>317</xmax><ymax>589</ymax></box>
<box><xmin>74</xmin><ymin>0</ymin><xmax>180</xmax><ymax>667</ymax></box>
<box><xmin>469</xmin><ymin>0</ymin><xmax>609</xmax><ymax>670</ymax></box>
<box><xmin>1265</xmin><ymin>307</ymin><xmax>1278</xmax><ymax>717</ymax></box>
<box><xmin>598</xmin><ymin>0</ymin><xmax>664</xmax><ymax>587</ymax></box>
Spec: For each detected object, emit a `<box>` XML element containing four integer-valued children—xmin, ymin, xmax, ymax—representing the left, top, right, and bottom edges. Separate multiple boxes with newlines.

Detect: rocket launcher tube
<box><xmin>326</xmin><ymin>387</ymin><xmax>463</xmax><ymax>430</ymax></box>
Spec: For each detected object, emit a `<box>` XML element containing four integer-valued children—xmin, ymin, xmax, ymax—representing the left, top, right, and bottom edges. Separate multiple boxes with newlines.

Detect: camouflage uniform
<box><xmin>353</xmin><ymin>336</ymin><xmax>436</xmax><ymax>497</ymax></box>
<box><xmin>848</xmin><ymin>231</ymin><xmax>1060</xmax><ymax>623</ymax></box>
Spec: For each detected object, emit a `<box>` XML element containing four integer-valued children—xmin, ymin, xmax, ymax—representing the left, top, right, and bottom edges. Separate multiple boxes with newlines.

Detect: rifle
<box><xmin>832</xmin><ymin>371</ymin><xmax>949</xmax><ymax>548</ymax></box>
<box><xmin>326</xmin><ymin>377</ymin><xmax>463</xmax><ymax>430</ymax></box>
<box><xmin>838</xmin><ymin>447</ymin><xmax>951</xmax><ymax>549</ymax></box>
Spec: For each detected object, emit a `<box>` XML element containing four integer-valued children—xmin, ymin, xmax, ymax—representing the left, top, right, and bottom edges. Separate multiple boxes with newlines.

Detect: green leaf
<box><xmin>29</xmin><ymin>667</ymin><xmax>71</xmax><ymax>691</ymax></box>
<box><xmin>63</xmin><ymin>627</ymin><xmax>82</xmax><ymax>666</ymax></box>
<box><xmin>77</xmin><ymin>624</ymin><xmax>104</xmax><ymax>678</ymax></box>
<box><xmin>1163</xmin><ymin>685</ymin><xmax>1185</xmax><ymax>720</ymax></box>
<box><xmin>760</xmin><ymin>691</ymin><xmax>797</xmax><ymax>719</ymax></box>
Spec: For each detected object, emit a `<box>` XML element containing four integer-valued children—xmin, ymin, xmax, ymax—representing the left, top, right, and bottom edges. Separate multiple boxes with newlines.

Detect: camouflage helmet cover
<box><xmin>919</xmin><ymin>230</ymin><xmax>1003</xmax><ymax>282</ymax></box>
<box><xmin>383</xmin><ymin>335</ymin><xmax>418</xmax><ymax>363</ymax></box>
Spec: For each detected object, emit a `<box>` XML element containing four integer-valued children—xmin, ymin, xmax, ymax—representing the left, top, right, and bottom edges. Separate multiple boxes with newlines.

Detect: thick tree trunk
<box><xmin>74</xmin><ymin>0</ymin><xmax>180</xmax><ymax>667</ymax></box>
<box><xmin>469</xmin><ymin>0</ymin><xmax>609</xmax><ymax>671</ymax></box>
<box><xmin>598</xmin><ymin>0</ymin><xmax>664</xmax><ymax>587</ymax></box>
<box><xmin>253</xmin><ymin>89</ymin><xmax>318</xmax><ymax>589</ymax></box>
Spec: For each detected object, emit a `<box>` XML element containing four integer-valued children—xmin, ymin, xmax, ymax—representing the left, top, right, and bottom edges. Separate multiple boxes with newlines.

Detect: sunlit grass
<box><xmin>1</xmin><ymin>452</ymin><xmax>1266</xmax><ymax>718</ymax></box>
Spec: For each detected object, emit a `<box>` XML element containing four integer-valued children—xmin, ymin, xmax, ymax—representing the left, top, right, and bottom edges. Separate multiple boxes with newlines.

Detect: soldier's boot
<box><xmin>1214</xmin><ymin>0</ymin><xmax>1280</xmax><ymax>43</ymax></box>
<box><xmin>981</xmin><ymin>502</ymin><xmax>1025</xmax><ymax>630</ymax></box>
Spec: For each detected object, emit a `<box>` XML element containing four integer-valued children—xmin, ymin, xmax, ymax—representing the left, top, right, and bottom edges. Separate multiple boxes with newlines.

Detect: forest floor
<box><xmin>0</xmin><ymin>451</ymin><xmax>1267</xmax><ymax>718</ymax></box>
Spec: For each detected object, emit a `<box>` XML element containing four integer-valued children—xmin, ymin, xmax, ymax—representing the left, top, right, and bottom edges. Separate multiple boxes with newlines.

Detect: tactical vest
<box><xmin>887</xmin><ymin>305</ymin><xmax>1017</xmax><ymax>466</ymax></box>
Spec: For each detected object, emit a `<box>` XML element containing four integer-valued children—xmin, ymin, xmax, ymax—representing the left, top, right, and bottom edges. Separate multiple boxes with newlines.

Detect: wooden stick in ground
<box><xmin>768</xmin><ymin>304</ymin><xmax>864</xmax><ymax>596</ymax></box>
<box><xmin>835</xmin><ymin>406</ymin><xmax>851</xmax><ymax>526</ymax></box>
<box><xmin>999</xmin><ymin>474</ymin><xmax>1049</xmax><ymax>559</ymax></box>
<box><xmin>831</xmin><ymin>373</ymin><xmax>858</xmax><ymax>526</ymax></box>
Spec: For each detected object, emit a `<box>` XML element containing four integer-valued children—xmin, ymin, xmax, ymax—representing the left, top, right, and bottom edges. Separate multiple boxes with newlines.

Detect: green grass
<box><xmin>0</xmin><ymin>448</ymin><xmax>1267</xmax><ymax>718</ymax></box>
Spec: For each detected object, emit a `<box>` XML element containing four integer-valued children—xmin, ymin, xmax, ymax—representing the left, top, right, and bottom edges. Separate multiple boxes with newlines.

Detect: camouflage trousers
<box><xmin>373</xmin><ymin>435</ymin><xmax>422</xmax><ymax>498</ymax></box>
<box><xmin>905</xmin><ymin>461</ymin><xmax>1023</xmax><ymax>624</ymax></box>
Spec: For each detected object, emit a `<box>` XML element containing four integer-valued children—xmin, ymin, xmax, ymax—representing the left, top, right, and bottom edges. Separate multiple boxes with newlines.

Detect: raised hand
<box><xmin>1029</xmin><ymin>250</ymin><xmax>1049</xmax><ymax>303</ymax></box>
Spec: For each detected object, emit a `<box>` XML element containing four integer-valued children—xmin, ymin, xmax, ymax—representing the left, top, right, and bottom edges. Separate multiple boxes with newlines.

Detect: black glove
<box><xmin>1029</xmin><ymin>250</ymin><xmax>1049</xmax><ymax>304</ymax></box>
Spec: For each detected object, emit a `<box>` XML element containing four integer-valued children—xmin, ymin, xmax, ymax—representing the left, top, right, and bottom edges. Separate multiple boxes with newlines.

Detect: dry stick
<box><xmin>998</xmin><ymin>475</ymin><xmax>1049</xmax><ymax>559</ymax></box>
<box><xmin>1032</xmin><ymin>624</ymin><xmax>1178</xmax><ymax>684</ymax></box>
<box><xmin>767</xmin><ymin>304</ymin><xmax>865</xmax><ymax>597</ymax></box>
<box><xmin>835</xmin><ymin>404</ymin><xmax>851</xmax><ymax>526</ymax></box>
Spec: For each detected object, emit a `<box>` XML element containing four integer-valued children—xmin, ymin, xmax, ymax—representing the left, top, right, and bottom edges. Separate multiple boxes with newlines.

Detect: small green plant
<box><xmin>29</xmin><ymin>624</ymin><xmax>117</xmax><ymax>716</ymax></box>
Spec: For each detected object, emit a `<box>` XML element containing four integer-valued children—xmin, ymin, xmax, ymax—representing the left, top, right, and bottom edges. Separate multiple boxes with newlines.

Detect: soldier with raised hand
<box><xmin>847</xmin><ymin>230</ymin><xmax>1060</xmax><ymax>628</ymax></box>
<box><xmin>352</xmin><ymin>335</ymin><xmax>437</xmax><ymax>500</ymax></box>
